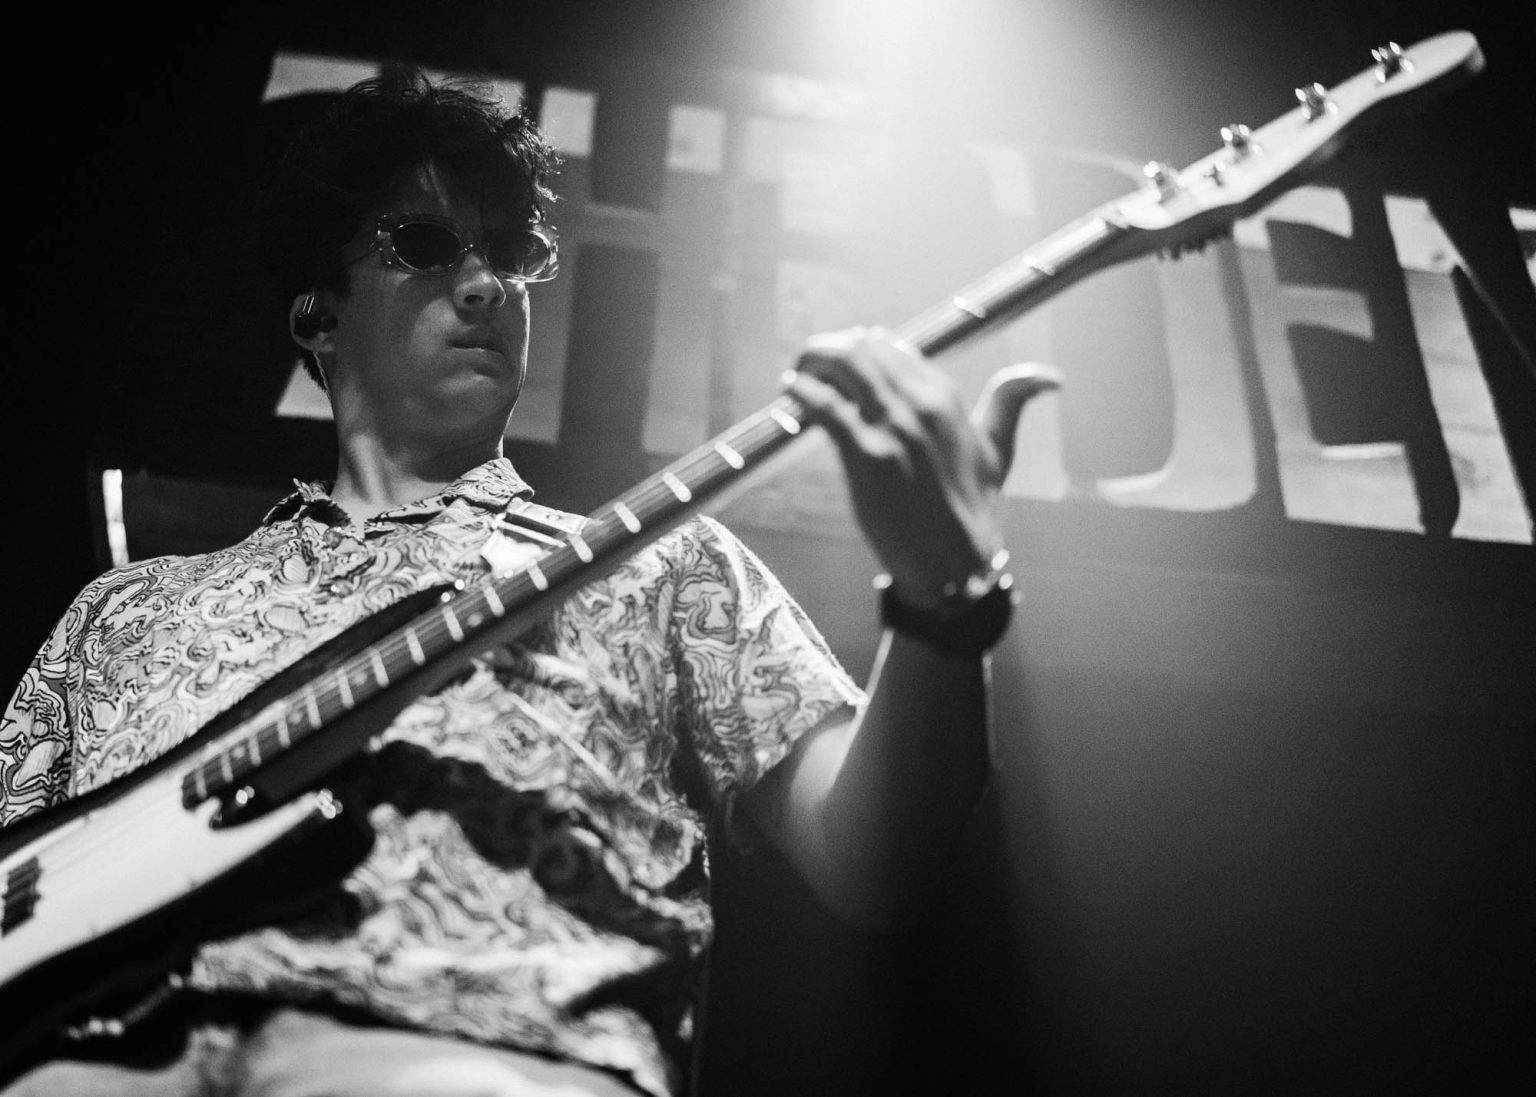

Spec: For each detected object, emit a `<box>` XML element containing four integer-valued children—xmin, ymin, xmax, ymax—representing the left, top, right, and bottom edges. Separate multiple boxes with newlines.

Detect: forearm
<box><xmin>803</xmin><ymin>628</ymin><xmax>994</xmax><ymax>930</ymax></box>
<box><xmin>755</xmin><ymin>329</ymin><xmax>1053</xmax><ymax>930</ymax></box>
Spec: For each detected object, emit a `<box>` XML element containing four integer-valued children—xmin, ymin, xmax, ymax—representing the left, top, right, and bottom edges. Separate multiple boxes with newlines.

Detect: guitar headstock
<box><xmin>898</xmin><ymin>30</ymin><xmax>1486</xmax><ymax>358</ymax></box>
<box><xmin>1112</xmin><ymin>30</ymin><xmax>1484</xmax><ymax>254</ymax></box>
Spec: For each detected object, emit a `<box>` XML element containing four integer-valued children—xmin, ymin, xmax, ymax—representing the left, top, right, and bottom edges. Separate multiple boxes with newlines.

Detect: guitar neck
<box><xmin>185</xmin><ymin>29</ymin><xmax>1483</xmax><ymax>816</ymax></box>
<box><xmin>901</xmin><ymin>212</ymin><xmax>1126</xmax><ymax>354</ymax></box>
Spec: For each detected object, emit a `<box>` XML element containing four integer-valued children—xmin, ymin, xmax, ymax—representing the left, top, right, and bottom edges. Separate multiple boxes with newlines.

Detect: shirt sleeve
<box><xmin>666</xmin><ymin>516</ymin><xmax>865</xmax><ymax>818</ymax></box>
<box><xmin>0</xmin><ymin>584</ymin><xmax>98</xmax><ymax>824</ymax></box>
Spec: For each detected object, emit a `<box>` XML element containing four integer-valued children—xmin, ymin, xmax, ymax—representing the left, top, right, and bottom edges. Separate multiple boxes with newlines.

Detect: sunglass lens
<box><xmin>390</xmin><ymin>221</ymin><xmax>463</xmax><ymax>271</ymax></box>
<box><xmin>486</xmin><ymin>230</ymin><xmax>555</xmax><ymax>280</ymax></box>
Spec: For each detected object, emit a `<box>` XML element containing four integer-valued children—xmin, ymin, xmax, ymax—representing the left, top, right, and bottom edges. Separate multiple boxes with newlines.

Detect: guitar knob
<box><xmin>1220</xmin><ymin>123</ymin><xmax>1253</xmax><ymax>157</ymax></box>
<box><xmin>1142</xmin><ymin>160</ymin><xmax>1180</xmax><ymax>201</ymax></box>
<box><xmin>1372</xmin><ymin>41</ymin><xmax>1408</xmax><ymax>79</ymax></box>
<box><xmin>1295</xmin><ymin>82</ymin><xmax>1331</xmax><ymax>120</ymax></box>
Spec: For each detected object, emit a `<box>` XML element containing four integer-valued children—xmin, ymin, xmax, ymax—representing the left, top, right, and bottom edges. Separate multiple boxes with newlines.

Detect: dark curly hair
<box><xmin>255</xmin><ymin>64</ymin><xmax>561</xmax><ymax>307</ymax></box>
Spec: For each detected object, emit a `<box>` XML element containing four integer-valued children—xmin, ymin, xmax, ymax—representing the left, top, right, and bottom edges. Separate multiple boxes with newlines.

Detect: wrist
<box><xmin>875</xmin><ymin>550</ymin><xmax>1017</xmax><ymax>656</ymax></box>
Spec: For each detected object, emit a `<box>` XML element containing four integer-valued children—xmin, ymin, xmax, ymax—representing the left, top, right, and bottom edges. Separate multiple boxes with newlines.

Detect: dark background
<box><xmin>9</xmin><ymin>2</ymin><xmax>1534</xmax><ymax>1093</ymax></box>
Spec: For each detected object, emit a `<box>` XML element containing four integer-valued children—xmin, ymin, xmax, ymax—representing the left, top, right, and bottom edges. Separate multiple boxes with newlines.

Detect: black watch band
<box><xmin>877</xmin><ymin>572</ymin><xmax>1016</xmax><ymax>656</ymax></box>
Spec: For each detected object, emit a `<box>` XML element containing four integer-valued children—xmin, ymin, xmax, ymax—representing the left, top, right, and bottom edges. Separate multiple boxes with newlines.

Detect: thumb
<box><xmin>971</xmin><ymin>362</ymin><xmax>1063</xmax><ymax>479</ymax></box>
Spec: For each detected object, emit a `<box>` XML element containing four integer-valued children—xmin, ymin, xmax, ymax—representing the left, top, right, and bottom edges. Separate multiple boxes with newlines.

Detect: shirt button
<box><xmin>327</xmin><ymin>581</ymin><xmax>348</xmax><ymax>596</ymax></box>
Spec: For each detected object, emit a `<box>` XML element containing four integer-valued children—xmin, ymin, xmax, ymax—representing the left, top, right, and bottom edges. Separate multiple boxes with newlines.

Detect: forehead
<box><xmin>375</xmin><ymin>162</ymin><xmax>522</xmax><ymax>229</ymax></box>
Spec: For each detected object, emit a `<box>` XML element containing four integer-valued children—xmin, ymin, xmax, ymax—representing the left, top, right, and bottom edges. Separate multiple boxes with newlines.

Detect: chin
<box><xmin>439</xmin><ymin>367</ymin><xmax>521</xmax><ymax>411</ymax></box>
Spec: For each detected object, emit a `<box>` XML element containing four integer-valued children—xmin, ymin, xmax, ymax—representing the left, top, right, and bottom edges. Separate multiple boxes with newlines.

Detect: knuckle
<box><xmin>867</xmin><ymin>437</ymin><xmax>907</xmax><ymax>466</ymax></box>
<box><xmin>910</xmin><ymin>389</ymin><xmax>963</xmax><ymax>434</ymax></box>
<box><xmin>911</xmin><ymin>391</ymin><xmax>948</xmax><ymax>423</ymax></box>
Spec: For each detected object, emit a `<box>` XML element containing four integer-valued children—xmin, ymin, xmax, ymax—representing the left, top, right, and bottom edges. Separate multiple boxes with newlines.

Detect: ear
<box><xmin>289</xmin><ymin>289</ymin><xmax>338</xmax><ymax>353</ymax></box>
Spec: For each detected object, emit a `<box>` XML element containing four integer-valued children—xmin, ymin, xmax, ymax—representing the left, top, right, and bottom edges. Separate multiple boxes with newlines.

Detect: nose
<box><xmin>453</xmin><ymin>248</ymin><xmax>508</xmax><ymax>311</ymax></box>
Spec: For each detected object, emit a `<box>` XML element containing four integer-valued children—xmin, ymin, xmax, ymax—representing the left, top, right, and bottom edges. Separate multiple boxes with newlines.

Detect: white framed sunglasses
<box><xmin>355</xmin><ymin>213</ymin><xmax>559</xmax><ymax>282</ymax></box>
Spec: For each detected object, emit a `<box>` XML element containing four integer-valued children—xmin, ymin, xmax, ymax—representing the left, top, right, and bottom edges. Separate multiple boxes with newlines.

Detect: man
<box><xmin>0</xmin><ymin>70</ymin><xmax>1054</xmax><ymax>1096</ymax></box>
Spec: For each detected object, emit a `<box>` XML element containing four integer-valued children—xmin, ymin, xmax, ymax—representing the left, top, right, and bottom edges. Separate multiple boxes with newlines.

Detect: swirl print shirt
<box><xmin>0</xmin><ymin>458</ymin><xmax>864</xmax><ymax>1096</ymax></box>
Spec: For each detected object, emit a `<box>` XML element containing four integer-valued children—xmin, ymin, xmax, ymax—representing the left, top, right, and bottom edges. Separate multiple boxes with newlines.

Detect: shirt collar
<box><xmin>261</xmin><ymin>457</ymin><xmax>535</xmax><ymax>526</ymax></box>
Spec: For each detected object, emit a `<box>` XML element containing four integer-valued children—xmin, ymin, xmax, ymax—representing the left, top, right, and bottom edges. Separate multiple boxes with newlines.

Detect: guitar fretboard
<box><xmin>178</xmin><ymin>27</ymin><xmax>1484</xmax><ymax>811</ymax></box>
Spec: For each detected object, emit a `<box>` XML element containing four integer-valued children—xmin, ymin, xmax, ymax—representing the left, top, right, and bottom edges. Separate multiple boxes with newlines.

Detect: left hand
<box><xmin>787</xmin><ymin>327</ymin><xmax>1059</xmax><ymax>610</ymax></box>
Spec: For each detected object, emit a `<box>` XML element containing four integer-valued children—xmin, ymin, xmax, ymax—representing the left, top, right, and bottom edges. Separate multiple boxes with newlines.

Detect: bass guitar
<box><xmin>0</xmin><ymin>29</ymin><xmax>1484</xmax><ymax>1079</ymax></box>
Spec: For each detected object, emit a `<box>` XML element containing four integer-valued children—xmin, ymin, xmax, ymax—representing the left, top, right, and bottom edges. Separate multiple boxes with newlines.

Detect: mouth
<box><xmin>451</xmin><ymin>333</ymin><xmax>506</xmax><ymax>355</ymax></box>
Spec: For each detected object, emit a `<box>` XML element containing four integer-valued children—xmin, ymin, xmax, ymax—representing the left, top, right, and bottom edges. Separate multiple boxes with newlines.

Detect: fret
<box><xmin>405</xmin><ymin>629</ymin><xmax>426</xmax><ymax>666</ymax></box>
<box><xmin>661</xmin><ymin>472</ymin><xmax>692</xmax><ymax>503</ymax></box>
<box><xmin>526</xmin><ymin>560</ymin><xmax>549</xmax><ymax>591</ymax></box>
<box><xmin>377</xmin><ymin>637</ymin><xmax>406</xmax><ymax>677</ymax></box>
<box><xmin>336</xmin><ymin>670</ymin><xmax>354</xmax><ymax>709</ymax></box>
<box><xmin>900</xmin><ymin>215</ymin><xmax>1123</xmax><ymax>355</ymax></box>
<box><xmin>953</xmin><ymin>296</ymin><xmax>986</xmax><ymax>320</ymax></box>
<box><xmin>219</xmin><ymin>752</ymin><xmax>233</xmax><ymax>786</ymax></box>
<box><xmin>441</xmin><ymin>603</ymin><xmax>465</xmax><ymax>643</ymax></box>
<box><xmin>713</xmin><ymin>441</ymin><xmax>744</xmax><ymax>469</ymax></box>
<box><xmin>302</xmin><ymin>688</ymin><xmax>321</xmax><ymax>728</ymax></box>
<box><xmin>769</xmin><ymin>407</ymin><xmax>802</xmax><ymax>434</ymax></box>
<box><xmin>193</xmin><ymin>764</ymin><xmax>208</xmax><ymax>801</ymax></box>
<box><xmin>369</xmin><ymin>648</ymin><xmax>390</xmax><ymax>687</ymax></box>
<box><xmin>481</xmin><ymin>581</ymin><xmax>506</xmax><ymax>617</ymax></box>
<box><xmin>249</xmin><ymin>731</ymin><xmax>262</xmax><ymax>767</ymax></box>
<box><xmin>276</xmin><ymin>709</ymin><xmax>293</xmax><ymax>749</ymax></box>
<box><xmin>612</xmin><ymin>500</ymin><xmax>641</xmax><ymax>533</ymax></box>
<box><xmin>574</xmin><ymin>410</ymin><xmax>801</xmax><ymax>553</ymax></box>
<box><xmin>568</xmin><ymin>534</ymin><xmax>594</xmax><ymax>563</ymax></box>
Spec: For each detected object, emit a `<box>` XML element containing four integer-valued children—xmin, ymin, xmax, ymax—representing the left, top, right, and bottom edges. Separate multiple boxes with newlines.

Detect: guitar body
<box><xmin>0</xmin><ymin>586</ymin><xmax>460</xmax><ymax>1081</ymax></box>
<box><xmin>0</xmin><ymin>777</ymin><xmax>371</xmax><ymax>1079</ymax></box>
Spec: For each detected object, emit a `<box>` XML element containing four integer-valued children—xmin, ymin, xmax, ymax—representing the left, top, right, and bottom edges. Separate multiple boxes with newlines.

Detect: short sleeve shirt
<box><xmin>0</xmin><ymin>459</ymin><xmax>863</xmax><ymax>1097</ymax></box>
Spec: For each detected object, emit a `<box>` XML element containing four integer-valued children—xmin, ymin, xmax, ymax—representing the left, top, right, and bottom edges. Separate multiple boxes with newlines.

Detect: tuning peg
<box><xmin>1295</xmin><ymin>82</ymin><xmax>1331</xmax><ymax>120</ymax></box>
<box><xmin>1371</xmin><ymin>41</ymin><xmax>1409</xmax><ymax>80</ymax></box>
<box><xmin>1220</xmin><ymin>123</ymin><xmax>1253</xmax><ymax>156</ymax></box>
<box><xmin>1142</xmin><ymin>160</ymin><xmax>1181</xmax><ymax>201</ymax></box>
<box><xmin>1160</xmin><ymin>224</ymin><xmax>1235</xmax><ymax>262</ymax></box>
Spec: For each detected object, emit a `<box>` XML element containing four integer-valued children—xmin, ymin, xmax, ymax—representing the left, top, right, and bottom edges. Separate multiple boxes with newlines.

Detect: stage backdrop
<box><xmin>9</xmin><ymin>2</ymin><xmax>1533</xmax><ymax>1094</ymax></box>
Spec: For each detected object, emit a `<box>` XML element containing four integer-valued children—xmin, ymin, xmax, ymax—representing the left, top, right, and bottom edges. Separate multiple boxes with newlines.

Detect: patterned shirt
<box><xmin>0</xmin><ymin>458</ymin><xmax>863</xmax><ymax>1096</ymax></box>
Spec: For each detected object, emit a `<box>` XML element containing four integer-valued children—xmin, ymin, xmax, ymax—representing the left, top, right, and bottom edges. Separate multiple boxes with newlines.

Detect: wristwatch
<box><xmin>875</xmin><ymin>550</ymin><xmax>1016</xmax><ymax>656</ymax></box>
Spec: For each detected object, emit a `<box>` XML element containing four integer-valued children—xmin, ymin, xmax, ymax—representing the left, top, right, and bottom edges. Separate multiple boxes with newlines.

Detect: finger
<box><xmin>798</xmin><ymin>328</ymin><xmax>959</xmax><ymax>442</ymax></box>
<box><xmin>785</xmin><ymin>369</ymin><xmax>905</xmax><ymax>465</ymax></box>
<box><xmin>795</xmin><ymin>328</ymin><xmax>888</xmax><ymax>425</ymax></box>
<box><xmin>971</xmin><ymin>362</ymin><xmax>1063</xmax><ymax>478</ymax></box>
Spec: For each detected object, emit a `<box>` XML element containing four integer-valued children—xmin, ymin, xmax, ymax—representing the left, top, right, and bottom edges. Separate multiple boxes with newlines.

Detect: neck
<box><xmin>330</xmin><ymin>430</ymin><xmax>505</xmax><ymax>523</ymax></box>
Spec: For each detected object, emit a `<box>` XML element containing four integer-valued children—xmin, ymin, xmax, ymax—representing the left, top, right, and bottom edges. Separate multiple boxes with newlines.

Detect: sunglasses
<box><xmin>357</xmin><ymin>213</ymin><xmax>559</xmax><ymax>282</ymax></box>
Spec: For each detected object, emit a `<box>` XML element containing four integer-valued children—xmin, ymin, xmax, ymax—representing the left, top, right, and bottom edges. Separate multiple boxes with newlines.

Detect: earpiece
<box><xmin>293</xmin><ymin>291</ymin><xmax>337</xmax><ymax>339</ymax></box>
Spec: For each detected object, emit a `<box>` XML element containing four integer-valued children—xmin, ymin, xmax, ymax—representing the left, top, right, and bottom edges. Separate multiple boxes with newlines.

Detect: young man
<box><xmin>0</xmin><ymin>71</ymin><xmax>1054</xmax><ymax>1096</ymax></box>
